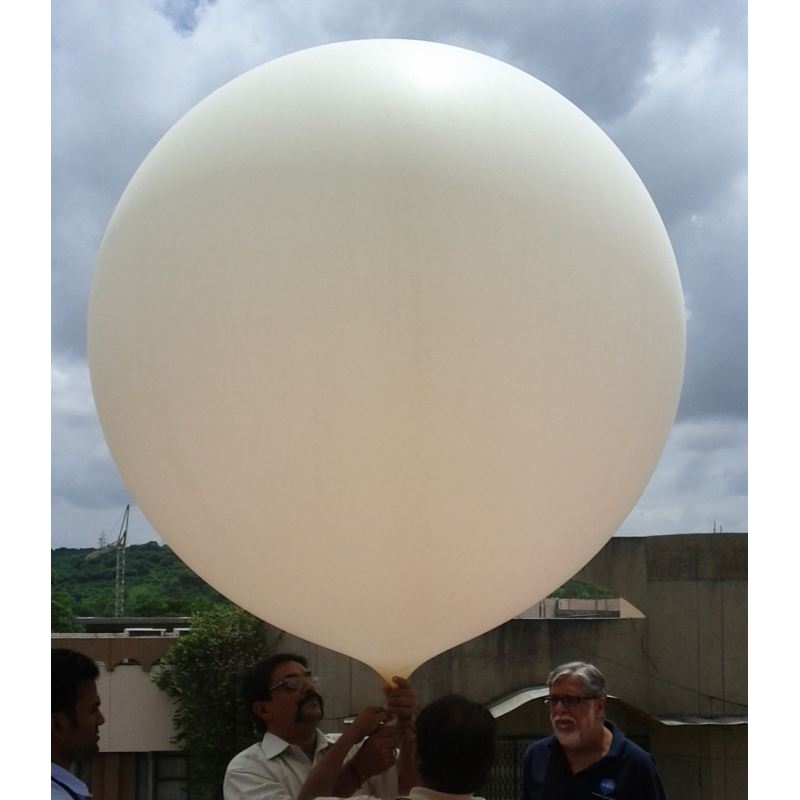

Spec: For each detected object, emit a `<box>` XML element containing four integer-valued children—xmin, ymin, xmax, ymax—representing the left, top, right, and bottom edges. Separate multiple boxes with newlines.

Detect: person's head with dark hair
<box><xmin>414</xmin><ymin>694</ymin><xmax>497</xmax><ymax>795</ymax></box>
<box><xmin>242</xmin><ymin>653</ymin><xmax>324</xmax><ymax>741</ymax></box>
<box><xmin>51</xmin><ymin>648</ymin><xmax>105</xmax><ymax>770</ymax></box>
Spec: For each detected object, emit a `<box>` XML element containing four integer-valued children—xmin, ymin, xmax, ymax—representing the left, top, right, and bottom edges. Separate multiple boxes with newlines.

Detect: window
<box><xmin>136</xmin><ymin>752</ymin><xmax>188</xmax><ymax>800</ymax></box>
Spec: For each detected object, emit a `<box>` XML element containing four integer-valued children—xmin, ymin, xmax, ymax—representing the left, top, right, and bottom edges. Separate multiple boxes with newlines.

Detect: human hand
<box><xmin>347</xmin><ymin>705</ymin><xmax>391</xmax><ymax>743</ymax></box>
<box><xmin>350</xmin><ymin>724</ymin><xmax>399</xmax><ymax>779</ymax></box>
<box><xmin>383</xmin><ymin>676</ymin><xmax>415</xmax><ymax>728</ymax></box>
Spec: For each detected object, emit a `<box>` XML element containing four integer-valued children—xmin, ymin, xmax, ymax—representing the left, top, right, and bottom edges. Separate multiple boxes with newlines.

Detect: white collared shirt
<box><xmin>51</xmin><ymin>763</ymin><xmax>91</xmax><ymax>800</ymax></box>
<box><xmin>224</xmin><ymin>729</ymin><xmax>398</xmax><ymax>800</ymax></box>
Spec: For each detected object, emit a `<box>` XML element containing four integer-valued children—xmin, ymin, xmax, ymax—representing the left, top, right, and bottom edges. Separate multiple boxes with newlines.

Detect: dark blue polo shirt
<box><xmin>522</xmin><ymin>721</ymin><xmax>666</xmax><ymax>800</ymax></box>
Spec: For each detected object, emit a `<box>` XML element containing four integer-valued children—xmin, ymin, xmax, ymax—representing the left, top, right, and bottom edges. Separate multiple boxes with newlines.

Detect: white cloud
<box><xmin>603</xmin><ymin>25</ymin><xmax>747</xmax><ymax>227</ymax></box>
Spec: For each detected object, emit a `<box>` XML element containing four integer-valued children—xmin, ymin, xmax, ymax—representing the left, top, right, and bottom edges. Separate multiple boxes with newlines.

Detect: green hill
<box><xmin>52</xmin><ymin>540</ymin><xmax>614</xmax><ymax>622</ymax></box>
<box><xmin>51</xmin><ymin>541</ymin><xmax>231</xmax><ymax>617</ymax></box>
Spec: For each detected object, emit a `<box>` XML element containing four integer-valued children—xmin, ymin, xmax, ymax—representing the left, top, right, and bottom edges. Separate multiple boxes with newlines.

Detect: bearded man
<box><xmin>522</xmin><ymin>662</ymin><xmax>666</xmax><ymax>800</ymax></box>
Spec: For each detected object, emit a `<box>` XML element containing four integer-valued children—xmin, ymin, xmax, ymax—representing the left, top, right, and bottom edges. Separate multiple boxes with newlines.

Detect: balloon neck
<box><xmin>378</xmin><ymin>668</ymin><xmax>412</xmax><ymax>686</ymax></box>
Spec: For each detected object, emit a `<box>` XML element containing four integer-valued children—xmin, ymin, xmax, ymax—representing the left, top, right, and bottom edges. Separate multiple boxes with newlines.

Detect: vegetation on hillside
<box><xmin>51</xmin><ymin>541</ymin><xmax>615</xmax><ymax>624</ymax></box>
<box><xmin>51</xmin><ymin>541</ymin><xmax>231</xmax><ymax>618</ymax></box>
<box><xmin>550</xmin><ymin>579</ymin><xmax>616</xmax><ymax>600</ymax></box>
<box><xmin>51</xmin><ymin>571</ymin><xmax>84</xmax><ymax>632</ymax></box>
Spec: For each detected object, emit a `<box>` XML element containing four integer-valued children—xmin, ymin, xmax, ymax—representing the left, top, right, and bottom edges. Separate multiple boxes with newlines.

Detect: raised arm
<box><xmin>382</xmin><ymin>676</ymin><xmax>418</xmax><ymax>795</ymax></box>
<box><xmin>295</xmin><ymin>707</ymin><xmax>389</xmax><ymax>800</ymax></box>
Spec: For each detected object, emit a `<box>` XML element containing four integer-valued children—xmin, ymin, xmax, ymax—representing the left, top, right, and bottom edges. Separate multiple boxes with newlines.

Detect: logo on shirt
<box><xmin>598</xmin><ymin>778</ymin><xmax>616</xmax><ymax>795</ymax></box>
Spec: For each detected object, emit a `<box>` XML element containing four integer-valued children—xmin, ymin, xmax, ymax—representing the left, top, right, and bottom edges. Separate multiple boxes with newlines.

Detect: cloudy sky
<box><xmin>51</xmin><ymin>0</ymin><xmax>747</xmax><ymax>549</ymax></box>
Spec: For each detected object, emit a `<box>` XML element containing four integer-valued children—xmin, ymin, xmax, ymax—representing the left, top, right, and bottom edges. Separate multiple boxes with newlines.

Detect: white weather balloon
<box><xmin>88</xmin><ymin>40</ymin><xmax>684</xmax><ymax>681</ymax></box>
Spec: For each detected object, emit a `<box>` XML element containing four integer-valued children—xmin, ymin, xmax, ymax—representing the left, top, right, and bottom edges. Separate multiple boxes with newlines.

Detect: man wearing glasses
<box><xmin>224</xmin><ymin>653</ymin><xmax>415</xmax><ymax>800</ymax></box>
<box><xmin>522</xmin><ymin>662</ymin><xmax>666</xmax><ymax>799</ymax></box>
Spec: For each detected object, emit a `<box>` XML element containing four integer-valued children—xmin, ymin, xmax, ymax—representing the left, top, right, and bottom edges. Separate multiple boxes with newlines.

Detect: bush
<box><xmin>154</xmin><ymin>605</ymin><xmax>281</xmax><ymax>799</ymax></box>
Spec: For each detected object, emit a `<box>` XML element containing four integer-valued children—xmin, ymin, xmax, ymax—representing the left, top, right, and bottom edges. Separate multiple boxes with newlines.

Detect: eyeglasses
<box><xmin>543</xmin><ymin>694</ymin><xmax>598</xmax><ymax>708</ymax></box>
<box><xmin>269</xmin><ymin>672</ymin><xmax>321</xmax><ymax>692</ymax></box>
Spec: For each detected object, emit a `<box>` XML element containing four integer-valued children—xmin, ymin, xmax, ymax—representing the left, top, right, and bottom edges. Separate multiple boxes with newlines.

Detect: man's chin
<box><xmin>295</xmin><ymin>697</ymin><xmax>324</xmax><ymax>723</ymax></box>
<box><xmin>553</xmin><ymin>727</ymin><xmax>581</xmax><ymax>749</ymax></box>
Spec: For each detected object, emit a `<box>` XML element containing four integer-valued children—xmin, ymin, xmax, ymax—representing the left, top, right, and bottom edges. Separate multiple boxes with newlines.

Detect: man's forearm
<box><xmin>296</xmin><ymin>707</ymin><xmax>389</xmax><ymax>800</ymax></box>
<box><xmin>331</xmin><ymin>759</ymin><xmax>364</xmax><ymax>798</ymax></box>
<box><xmin>295</xmin><ymin>733</ymin><xmax>362</xmax><ymax>800</ymax></box>
<box><xmin>396</xmin><ymin>728</ymin><xmax>418</xmax><ymax>796</ymax></box>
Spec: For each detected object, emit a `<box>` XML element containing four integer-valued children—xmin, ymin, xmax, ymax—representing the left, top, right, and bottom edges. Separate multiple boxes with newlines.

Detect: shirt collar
<box><xmin>51</xmin><ymin>763</ymin><xmax>91</xmax><ymax>796</ymax></box>
<box><xmin>602</xmin><ymin>720</ymin><xmax>622</xmax><ymax>759</ymax></box>
<box><xmin>260</xmin><ymin>728</ymin><xmax>333</xmax><ymax>760</ymax></box>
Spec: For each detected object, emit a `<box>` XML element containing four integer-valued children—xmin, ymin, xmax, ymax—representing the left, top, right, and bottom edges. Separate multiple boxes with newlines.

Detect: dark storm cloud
<box><xmin>51</xmin><ymin>356</ymin><xmax>130</xmax><ymax>510</ymax></box>
<box><xmin>52</xmin><ymin>1</ymin><xmax>225</xmax><ymax>360</ymax></box>
<box><xmin>655</xmin><ymin>0</ymin><xmax>747</xmax><ymax>66</ymax></box>
<box><xmin>672</xmin><ymin>184</ymin><xmax>748</xmax><ymax>421</ymax></box>
<box><xmin>318</xmin><ymin>0</ymin><xmax>659</xmax><ymax>122</ymax></box>
<box><xmin>162</xmin><ymin>0</ymin><xmax>219</xmax><ymax>35</ymax></box>
<box><xmin>668</xmin><ymin>420</ymin><xmax>747</xmax><ymax>505</ymax></box>
<box><xmin>604</xmin><ymin>55</ymin><xmax>746</xmax><ymax>228</ymax></box>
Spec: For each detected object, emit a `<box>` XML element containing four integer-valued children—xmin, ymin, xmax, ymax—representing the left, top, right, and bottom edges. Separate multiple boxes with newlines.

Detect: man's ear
<box><xmin>253</xmin><ymin>700</ymin><xmax>271</xmax><ymax>728</ymax></box>
<box><xmin>52</xmin><ymin>711</ymin><xmax>69</xmax><ymax>742</ymax></box>
<box><xmin>594</xmin><ymin>696</ymin><xmax>606</xmax><ymax>717</ymax></box>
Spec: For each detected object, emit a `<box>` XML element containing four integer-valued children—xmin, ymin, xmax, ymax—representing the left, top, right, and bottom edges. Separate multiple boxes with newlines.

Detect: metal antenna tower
<box><xmin>85</xmin><ymin>505</ymin><xmax>130</xmax><ymax>616</ymax></box>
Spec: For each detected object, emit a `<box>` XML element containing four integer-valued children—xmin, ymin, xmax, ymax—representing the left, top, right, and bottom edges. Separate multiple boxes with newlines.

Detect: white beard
<box><xmin>553</xmin><ymin>724</ymin><xmax>583</xmax><ymax>750</ymax></box>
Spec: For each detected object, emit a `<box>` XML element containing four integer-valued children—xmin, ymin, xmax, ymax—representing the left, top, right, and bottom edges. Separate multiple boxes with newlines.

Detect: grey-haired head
<box><xmin>546</xmin><ymin>662</ymin><xmax>607</xmax><ymax>700</ymax></box>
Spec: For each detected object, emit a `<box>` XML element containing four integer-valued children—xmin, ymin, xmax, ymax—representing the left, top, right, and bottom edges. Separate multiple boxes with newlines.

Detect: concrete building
<box><xmin>52</xmin><ymin>532</ymin><xmax>746</xmax><ymax>799</ymax></box>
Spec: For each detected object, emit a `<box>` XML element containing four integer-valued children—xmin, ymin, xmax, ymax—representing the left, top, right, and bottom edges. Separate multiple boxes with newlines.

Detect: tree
<box><xmin>128</xmin><ymin>588</ymin><xmax>171</xmax><ymax>617</ymax></box>
<box><xmin>154</xmin><ymin>605</ymin><xmax>281</xmax><ymax>799</ymax></box>
<box><xmin>51</xmin><ymin>571</ymin><xmax>83</xmax><ymax>632</ymax></box>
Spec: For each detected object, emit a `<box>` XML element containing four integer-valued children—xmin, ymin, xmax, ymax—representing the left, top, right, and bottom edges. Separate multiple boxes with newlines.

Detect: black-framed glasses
<box><xmin>269</xmin><ymin>672</ymin><xmax>321</xmax><ymax>692</ymax></box>
<box><xmin>543</xmin><ymin>694</ymin><xmax>598</xmax><ymax>708</ymax></box>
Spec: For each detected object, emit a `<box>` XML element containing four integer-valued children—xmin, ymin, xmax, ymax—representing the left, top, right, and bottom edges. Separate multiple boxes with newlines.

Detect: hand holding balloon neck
<box><xmin>383</xmin><ymin>676</ymin><xmax>416</xmax><ymax>729</ymax></box>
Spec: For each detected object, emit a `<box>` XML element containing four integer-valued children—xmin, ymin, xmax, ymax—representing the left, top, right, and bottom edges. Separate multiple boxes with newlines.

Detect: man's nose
<box><xmin>97</xmin><ymin>709</ymin><xmax>106</xmax><ymax>726</ymax></box>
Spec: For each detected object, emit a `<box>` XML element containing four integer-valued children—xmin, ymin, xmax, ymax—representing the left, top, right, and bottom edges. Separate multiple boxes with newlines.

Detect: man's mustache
<box><xmin>295</xmin><ymin>691</ymin><xmax>324</xmax><ymax>720</ymax></box>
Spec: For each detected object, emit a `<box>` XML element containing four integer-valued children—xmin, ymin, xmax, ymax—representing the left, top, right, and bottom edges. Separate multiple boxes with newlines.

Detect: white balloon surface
<box><xmin>88</xmin><ymin>40</ymin><xmax>684</xmax><ymax>681</ymax></box>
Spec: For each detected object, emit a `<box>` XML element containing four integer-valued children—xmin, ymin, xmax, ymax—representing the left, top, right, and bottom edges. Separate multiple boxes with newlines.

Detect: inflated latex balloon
<box><xmin>88</xmin><ymin>39</ymin><xmax>684</xmax><ymax>681</ymax></box>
